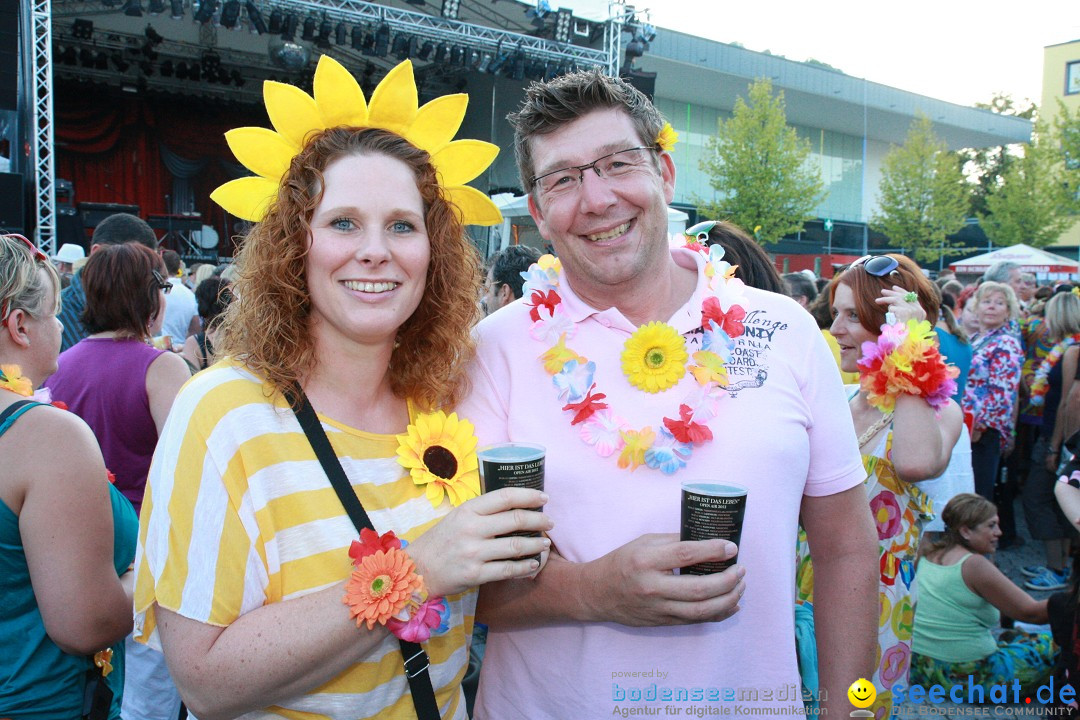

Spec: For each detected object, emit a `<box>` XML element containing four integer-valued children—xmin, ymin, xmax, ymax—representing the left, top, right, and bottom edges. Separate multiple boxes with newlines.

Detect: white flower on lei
<box><xmin>529</xmin><ymin>302</ymin><xmax>576</xmax><ymax>345</ymax></box>
<box><xmin>682</xmin><ymin>383</ymin><xmax>722</xmax><ymax>424</ymax></box>
<box><xmin>711</xmin><ymin>274</ymin><xmax>747</xmax><ymax>313</ymax></box>
<box><xmin>578</xmin><ymin>408</ymin><xmax>626</xmax><ymax>458</ymax></box>
<box><xmin>553</xmin><ymin>358</ymin><xmax>595</xmax><ymax>403</ymax></box>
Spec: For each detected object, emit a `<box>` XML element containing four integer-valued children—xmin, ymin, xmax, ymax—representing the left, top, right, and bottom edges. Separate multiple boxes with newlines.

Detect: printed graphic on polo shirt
<box><xmin>724</xmin><ymin>309</ymin><xmax>789</xmax><ymax>395</ymax></box>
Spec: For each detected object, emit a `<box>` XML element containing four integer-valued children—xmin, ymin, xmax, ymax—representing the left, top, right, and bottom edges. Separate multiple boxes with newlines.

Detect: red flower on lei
<box><xmin>526</xmin><ymin>289</ymin><xmax>562</xmax><ymax>323</ymax></box>
<box><xmin>348</xmin><ymin>528</ymin><xmax>403</xmax><ymax>565</ymax></box>
<box><xmin>700</xmin><ymin>297</ymin><xmax>745</xmax><ymax>338</ymax></box>
<box><xmin>663</xmin><ymin>404</ymin><xmax>714</xmax><ymax>446</ymax></box>
<box><xmin>562</xmin><ymin>386</ymin><xmax>609</xmax><ymax>425</ymax></box>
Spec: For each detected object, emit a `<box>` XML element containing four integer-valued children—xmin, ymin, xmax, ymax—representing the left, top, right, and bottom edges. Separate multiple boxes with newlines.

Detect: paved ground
<box><xmin>892</xmin><ymin>495</ymin><xmax>1061</xmax><ymax>719</ymax></box>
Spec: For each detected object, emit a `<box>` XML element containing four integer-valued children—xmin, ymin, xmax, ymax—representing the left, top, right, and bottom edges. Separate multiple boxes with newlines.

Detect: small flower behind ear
<box><xmin>655</xmin><ymin>122</ymin><xmax>678</xmax><ymax>151</ymax></box>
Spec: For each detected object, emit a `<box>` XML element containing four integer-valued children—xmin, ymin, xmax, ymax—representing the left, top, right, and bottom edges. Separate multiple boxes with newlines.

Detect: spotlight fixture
<box><xmin>316</xmin><ymin>18</ymin><xmax>332</xmax><ymax>49</ymax></box>
<box><xmin>554</xmin><ymin>7</ymin><xmax>573</xmax><ymax>43</ymax></box>
<box><xmin>476</xmin><ymin>53</ymin><xmax>492</xmax><ymax>73</ymax></box>
<box><xmin>60</xmin><ymin>45</ymin><xmax>78</xmax><ymax>65</ymax></box>
<box><xmin>417</xmin><ymin>40</ymin><xmax>434</xmax><ymax>61</ymax></box>
<box><xmin>268</xmin><ymin>8</ymin><xmax>282</xmax><ymax>33</ymax></box>
<box><xmin>301</xmin><ymin>16</ymin><xmax>315</xmax><ymax>41</ymax></box>
<box><xmin>440</xmin><ymin>0</ymin><xmax>459</xmax><ymax>19</ymax></box>
<box><xmin>160</xmin><ymin>59</ymin><xmax>174</xmax><ymax>76</ymax></box>
<box><xmin>372</xmin><ymin>23</ymin><xmax>390</xmax><ymax>57</ymax></box>
<box><xmin>111</xmin><ymin>52</ymin><xmax>130</xmax><ymax>72</ymax></box>
<box><xmin>72</xmin><ymin>19</ymin><xmax>94</xmax><ymax>40</ymax></box>
<box><xmin>79</xmin><ymin>47</ymin><xmax>94</xmax><ymax>67</ymax></box>
<box><xmin>509</xmin><ymin>51</ymin><xmax>525</xmax><ymax>80</ymax></box>
<box><xmin>169</xmin><ymin>0</ymin><xmax>184</xmax><ymax>19</ymax></box>
<box><xmin>245</xmin><ymin>1</ymin><xmax>266</xmax><ymax>34</ymax></box>
<box><xmin>123</xmin><ymin>0</ymin><xmax>144</xmax><ymax>17</ymax></box>
<box><xmin>280</xmin><ymin>13</ymin><xmax>297</xmax><ymax>41</ymax></box>
<box><xmin>351</xmin><ymin>24</ymin><xmax>364</xmax><ymax>50</ymax></box>
<box><xmin>189</xmin><ymin>62</ymin><xmax>201</xmax><ymax>81</ymax></box>
<box><xmin>624</xmin><ymin>38</ymin><xmax>646</xmax><ymax>64</ymax></box>
<box><xmin>433</xmin><ymin>42</ymin><xmax>449</xmax><ymax>64</ymax></box>
<box><xmin>335</xmin><ymin>22</ymin><xmax>346</xmax><ymax>46</ymax></box>
<box><xmin>391</xmin><ymin>34</ymin><xmax>411</xmax><ymax>60</ymax></box>
<box><xmin>192</xmin><ymin>0</ymin><xmax>217</xmax><ymax>24</ymax></box>
<box><xmin>175</xmin><ymin>61</ymin><xmax>189</xmax><ymax>79</ymax></box>
<box><xmin>231</xmin><ymin>69</ymin><xmax>245</xmax><ymax>87</ymax></box>
<box><xmin>94</xmin><ymin>51</ymin><xmax>109</xmax><ymax>70</ymax></box>
<box><xmin>139</xmin><ymin>60</ymin><xmax>154</xmax><ymax>76</ymax></box>
<box><xmin>449</xmin><ymin>45</ymin><xmax>463</xmax><ymax>65</ymax></box>
<box><xmin>148</xmin><ymin>0</ymin><xmax>165</xmax><ymax>14</ymax></box>
<box><xmin>219</xmin><ymin>1</ymin><xmax>240</xmax><ymax>29</ymax></box>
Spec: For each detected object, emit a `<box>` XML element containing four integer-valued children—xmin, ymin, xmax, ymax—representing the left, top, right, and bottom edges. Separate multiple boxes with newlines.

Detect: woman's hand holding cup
<box><xmin>406</xmin><ymin>488</ymin><xmax>552</xmax><ymax>598</ymax></box>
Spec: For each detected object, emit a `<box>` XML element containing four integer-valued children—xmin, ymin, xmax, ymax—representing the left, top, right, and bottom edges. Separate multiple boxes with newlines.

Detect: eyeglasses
<box><xmin>531</xmin><ymin>146</ymin><xmax>656</xmax><ymax>199</ymax></box>
<box><xmin>847</xmin><ymin>255</ymin><xmax>899</xmax><ymax>277</ymax></box>
<box><xmin>152</xmin><ymin>269</ymin><xmax>172</xmax><ymax>294</ymax></box>
<box><xmin>1</xmin><ymin>234</ymin><xmax>50</xmax><ymax>321</ymax></box>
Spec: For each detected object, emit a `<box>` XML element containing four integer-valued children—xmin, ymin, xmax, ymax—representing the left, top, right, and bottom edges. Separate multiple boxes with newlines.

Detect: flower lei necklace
<box><xmin>520</xmin><ymin>240</ymin><xmax>748</xmax><ymax>474</ymax></box>
<box><xmin>1030</xmin><ymin>333</ymin><xmax>1080</xmax><ymax>407</ymax></box>
<box><xmin>0</xmin><ymin>364</ymin><xmax>32</xmax><ymax>397</ymax></box>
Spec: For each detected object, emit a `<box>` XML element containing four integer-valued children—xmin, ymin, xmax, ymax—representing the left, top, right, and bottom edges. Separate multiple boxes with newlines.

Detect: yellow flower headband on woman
<box><xmin>211</xmin><ymin>56</ymin><xmax>502</xmax><ymax>226</ymax></box>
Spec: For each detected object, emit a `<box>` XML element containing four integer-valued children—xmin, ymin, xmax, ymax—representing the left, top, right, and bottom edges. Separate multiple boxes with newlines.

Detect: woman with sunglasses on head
<box><xmin>797</xmin><ymin>253</ymin><xmax>963</xmax><ymax>713</ymax></box>
<box><xmin>43</xmin><ymin>242</ymin><xmax>191</xmax><ymax>720</ymax></box>
<box><xmin>962</xmin><ymin>281</ymin><xmax>1024</xmax><ymax>501</ymax></box>
<box><xmin>0</xmin><ymin>234</ymin><xmax>135</xmax><ymax>719</ymax></box>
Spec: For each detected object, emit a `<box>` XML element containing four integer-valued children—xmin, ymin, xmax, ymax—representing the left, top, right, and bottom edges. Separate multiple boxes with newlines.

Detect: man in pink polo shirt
<box><xmin>458</xmin><ymin>70</ymin><xmax>878</xmax><ymax>718</ymax></box>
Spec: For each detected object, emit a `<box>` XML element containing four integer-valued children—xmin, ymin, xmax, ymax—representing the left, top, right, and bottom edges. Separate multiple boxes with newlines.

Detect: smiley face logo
<box><xmin>847</xmin><ymin>678</ymin><xmax>876</xmax><ymax>709</ymax></box>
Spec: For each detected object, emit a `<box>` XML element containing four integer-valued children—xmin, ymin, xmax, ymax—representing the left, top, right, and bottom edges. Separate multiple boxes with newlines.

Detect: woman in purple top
<box><xmin>44</xmin><ymin>243</ymin><xmax>190</xmax><ymax>515</ymax></box>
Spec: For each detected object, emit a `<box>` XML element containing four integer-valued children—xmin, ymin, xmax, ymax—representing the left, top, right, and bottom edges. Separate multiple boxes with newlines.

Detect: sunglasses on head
<box><xmin>1</xmin><ymin>234</ymin><xmax>51</xmax><ymax>321</ymax></box>
<box><xmin>4</xmin><ymin>233</ymin><xmax>48</xmax><ymax>264</ymax></box>
<box><xmin>847</xmin><ymin>255</ymin><xmax>899</xmax><ymax>277</ymax></box>
<box><xmin>152</xmin><ymin>269</ymin><xmax>172</xmax><ymax>294</ymax></box>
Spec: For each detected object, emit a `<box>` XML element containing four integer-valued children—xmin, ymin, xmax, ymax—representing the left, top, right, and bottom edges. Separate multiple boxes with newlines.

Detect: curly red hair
<box><xmin>218</xmin><ymin>127</ymin><xmax>483</xmax><ymax>410</ymax></box>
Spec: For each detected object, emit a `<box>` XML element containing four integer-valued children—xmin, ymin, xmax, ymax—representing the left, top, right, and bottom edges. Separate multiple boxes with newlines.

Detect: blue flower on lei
<box><xmin>644</xmin><ymin>427</ymin><xmax>692</xmax><ymax>475</ymax></box>
<box><xmin>702</xmin><ymin>320</ymin><xmax>735</xmax><ymax>361</ymax></box>
<box><xmin>553</xmin><ymin>358</ymin><xmax>596</xmax><ymax>403</ymax></box>
<box><xmin>520</xmin><ymin>265</ymin><xmax>557</xmax><ymax>297</ymax></box>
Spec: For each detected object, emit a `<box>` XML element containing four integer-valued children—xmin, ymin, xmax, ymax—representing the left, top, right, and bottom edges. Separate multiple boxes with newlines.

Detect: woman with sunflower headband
<box><xmin>0</xmin><ymin>233</ymin><xmax>136</xmax><ymax>719</ymax></box>
<box><xmin>132</xmin><ymin>58</ymin><xmax>550</xmax><ymax>720</ymax></box>
<box><xmin>796</xmin><ymin>253</ymin><xmax>964</xmax><ymax>715</ymax></box>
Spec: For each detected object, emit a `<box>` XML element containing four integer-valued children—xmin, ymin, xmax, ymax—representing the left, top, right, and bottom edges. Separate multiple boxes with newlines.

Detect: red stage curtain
<box><xmin>54</xmin><ymin>84</ymin><xmax>263</xmax><ymax>255</ymax></box>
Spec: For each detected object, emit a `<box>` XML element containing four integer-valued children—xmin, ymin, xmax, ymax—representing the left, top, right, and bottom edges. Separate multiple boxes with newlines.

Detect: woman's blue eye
<box><xmin>331</xmin><ymin>218</ymin><xmax>353</xmax><ymax>231</ymax></box>
<box><xmin>392</xmin><ymin>220</ymin><xmax>414</xmax><ymax>233</ymax></box>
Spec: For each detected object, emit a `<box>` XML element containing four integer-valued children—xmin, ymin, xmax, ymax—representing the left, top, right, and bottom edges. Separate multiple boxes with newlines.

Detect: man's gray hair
<box><xmin>983</xmin><ymin>260</ymin><xmax>1020</xmax><ymax>284</ymax></box>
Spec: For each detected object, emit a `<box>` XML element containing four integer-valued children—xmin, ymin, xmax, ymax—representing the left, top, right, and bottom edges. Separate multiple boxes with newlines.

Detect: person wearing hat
<box><xmin>52</xmin><ymin>243</ymin><xmax>85</xmax><ymax>288</ymax></box>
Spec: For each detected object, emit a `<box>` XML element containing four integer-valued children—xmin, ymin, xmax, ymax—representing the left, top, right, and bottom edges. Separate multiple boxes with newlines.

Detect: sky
<box><xmin>556</xmin><ymin>0</ymin><xmax>1080</xmax><ymax>109</ymax></box>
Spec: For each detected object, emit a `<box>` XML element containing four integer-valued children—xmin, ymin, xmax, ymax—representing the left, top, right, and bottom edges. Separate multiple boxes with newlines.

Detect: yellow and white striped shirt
<box><xmin>134</xmin><ymin>361</ymin><xmax>473</xmax><ymax>720</ymax></box>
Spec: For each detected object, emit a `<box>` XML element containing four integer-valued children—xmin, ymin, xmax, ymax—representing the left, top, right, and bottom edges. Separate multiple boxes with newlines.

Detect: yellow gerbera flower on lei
<box><xmin>396</xmin><ymin>411</ymin><xmax>481</xmax><ymax>507</ymax></box>
<box><xmin>621</xmin><ymin>322</ymin><xmax>689</xmax><ymax>393</ymax></box>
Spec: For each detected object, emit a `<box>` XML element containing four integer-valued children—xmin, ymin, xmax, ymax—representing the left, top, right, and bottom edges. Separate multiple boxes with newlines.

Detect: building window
<box><xmin>1068</xmin><ymin>60</ymin><xmax>1080</xmax><ymax>95</ymax></box>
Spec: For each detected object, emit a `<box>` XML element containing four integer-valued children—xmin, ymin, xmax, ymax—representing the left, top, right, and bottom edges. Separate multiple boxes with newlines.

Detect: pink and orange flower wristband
<box><xmin>343</xmin><ymin>528</ymin><xmax>450</xmax><ymax>643</ymax></box>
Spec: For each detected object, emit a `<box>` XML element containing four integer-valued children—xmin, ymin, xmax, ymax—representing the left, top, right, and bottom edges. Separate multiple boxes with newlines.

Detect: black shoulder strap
<box><xmin>286</xmin><ymin>385</ymin><xmax>441</xmax><ymax>720</ymax></box>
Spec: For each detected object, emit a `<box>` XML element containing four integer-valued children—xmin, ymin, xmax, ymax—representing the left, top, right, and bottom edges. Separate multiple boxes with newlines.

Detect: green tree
<box><xmin>981</xmin><ymin>118</ymin><xmax>1080</xmax><ymax>247</ymax></box>
<box><xmin>696</xmin><ymin>78</ymin><xmax>824</xmax><ymax>246</ymax></box>
<box><xmin>871</xmin><ymin>114</ymin><xmax>969</xmax><ymax>262</ymax></box>
<box><xmin>958</xmin><ymin>93</ymin><xmax>1037</xmax><ymax>217</ymax></box>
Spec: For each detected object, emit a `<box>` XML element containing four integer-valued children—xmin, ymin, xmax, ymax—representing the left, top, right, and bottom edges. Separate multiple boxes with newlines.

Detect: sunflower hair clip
<box><xmin>655</xmin><ymin>122</ymin><xmax>678</xmax><ymax>152</ymax></box>
<box><xmin>211</xmin><ymin>56</ymin><xmax>502</xmax><ymax>227</ymax></box>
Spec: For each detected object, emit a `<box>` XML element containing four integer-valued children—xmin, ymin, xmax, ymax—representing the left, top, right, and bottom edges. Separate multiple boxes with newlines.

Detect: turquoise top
<box><xmin>0</xmin><ymin>401</ymin><xmax>138</xmax><ymax>720</ymax></box>
<box><xmin>934</xmin><ymin>327</ymin><xmax>972</xmax><ymax>404</ymax></box>
<box><xmin>911</xmin><ymin>554</ymin><xmax>1000</xmax><ymax>663</ymax></box>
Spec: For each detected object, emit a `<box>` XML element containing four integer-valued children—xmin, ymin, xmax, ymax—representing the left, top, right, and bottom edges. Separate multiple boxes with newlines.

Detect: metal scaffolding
<box><xmin>31</xmin><ymin>0</ymin><xmax>56</xmax><ymax>253</ymax></box>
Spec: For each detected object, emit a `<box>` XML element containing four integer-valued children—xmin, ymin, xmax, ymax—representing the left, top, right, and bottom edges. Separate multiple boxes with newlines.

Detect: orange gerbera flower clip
<box><xmin>343</xmin><ymin>548</ymin><xmax>423</xmax><ymax>630</ymax></box>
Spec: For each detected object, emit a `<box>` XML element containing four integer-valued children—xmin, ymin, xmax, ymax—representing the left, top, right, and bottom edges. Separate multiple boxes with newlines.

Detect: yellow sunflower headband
<box><xmin>211</xmin><ymin>56</ymin><xmax>502</xmax><ymax>226</ymax></box>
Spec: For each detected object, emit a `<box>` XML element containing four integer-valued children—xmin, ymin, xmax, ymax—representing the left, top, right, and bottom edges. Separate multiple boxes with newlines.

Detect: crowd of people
<box><xmin>3</xmin><ymin>55</ymin><xmax>1080</xmax><ymax>720</ymax></box>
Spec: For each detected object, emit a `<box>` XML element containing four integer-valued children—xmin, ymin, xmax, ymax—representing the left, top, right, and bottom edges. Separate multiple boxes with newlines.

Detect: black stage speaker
<box><xmin>0</xmin><ymin>171</ymin><xmax>25</xmax><ymax>233</ymax></box>
<box><xmin>0</xmin><ymin>5</ymin><xmax>18</xmax><ymax>111</ymax></box>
